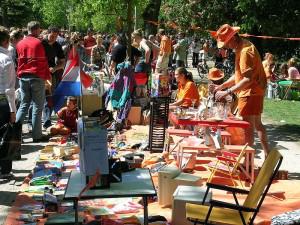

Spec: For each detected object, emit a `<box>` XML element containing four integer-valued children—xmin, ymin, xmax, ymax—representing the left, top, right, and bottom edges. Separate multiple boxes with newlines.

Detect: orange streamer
<box><xmin>144</xmin><ymin>20</ymin><xmax>300</xmax><ymax>41</ymax></box>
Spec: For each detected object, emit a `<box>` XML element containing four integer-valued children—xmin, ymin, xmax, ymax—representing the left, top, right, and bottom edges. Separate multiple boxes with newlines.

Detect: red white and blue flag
<box><xmin>53</xmin><ymin>47</ymin><xmax>93</xmax><ymax>111</ymax></box>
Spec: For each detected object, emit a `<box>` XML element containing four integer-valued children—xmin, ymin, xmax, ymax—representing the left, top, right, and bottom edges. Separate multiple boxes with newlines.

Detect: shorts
<box><xmin>238</xmin><ymin>95</ymin><xmax>264</xmax><ymax>116</ymax></box>
<box><xmin>156</xmin><ymin>55</ymin><xmax>169</xmax><ymax>72</ymax></box>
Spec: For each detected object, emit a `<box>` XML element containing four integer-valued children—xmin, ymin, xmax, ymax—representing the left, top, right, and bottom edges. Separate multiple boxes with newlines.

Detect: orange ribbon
<box><xmin>144</xmin><ymin>20</ymin><xmax>300</xmax><ymax>41</ymax></box>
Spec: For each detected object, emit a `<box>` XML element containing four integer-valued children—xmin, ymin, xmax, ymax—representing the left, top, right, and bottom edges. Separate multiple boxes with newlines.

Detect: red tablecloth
<box><xmin>169</xmin><ymin>112</ymin><xmax>250</xmax><ymax>128</ymax></box>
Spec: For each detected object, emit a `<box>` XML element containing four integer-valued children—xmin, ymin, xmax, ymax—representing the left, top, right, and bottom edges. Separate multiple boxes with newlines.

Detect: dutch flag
<box><xmin>53</xmin><ymin>47</ymin><xmax>93</xmax><ymax>112</ymax></box>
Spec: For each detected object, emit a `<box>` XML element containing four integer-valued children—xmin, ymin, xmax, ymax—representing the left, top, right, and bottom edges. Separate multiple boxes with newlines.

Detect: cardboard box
<box><xmin>172</xmin><ymin>185</ymin><xmax>212</xmax><ymax>225</ymax></box>
<box><xmin>81</xmin><ymin>94</ymin><xmax>102</xmax><ymax>116</ymax></box>
<box><xmin>158</xmin><ymin>165</ymin><xmax>202</xmax><ymax>207</ymax></box>
<box><xmin>127</xmin><ymin>106</ymin><xmax>142</xmax><ymax>125</ymax></box>
<box><xmin>151</xmin><ymin>73</ymin><xmax>170</xmax><ymax>97</ymax></box>
<box><xmin>78</xmin><ymin>118</ymin><xmax>109</xmax><ymax>176</ymax></box>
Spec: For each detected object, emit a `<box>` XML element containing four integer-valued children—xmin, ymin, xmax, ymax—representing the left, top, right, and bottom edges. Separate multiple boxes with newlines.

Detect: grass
<box><xmin>263</xmin><ymin>99</ymin><xmax>300</xmax><ymax>125</ymax></box>
<box><xmin>263</xmin><ymin>99</ymin><xmax>300</xmax><ymax>143</ymax></box>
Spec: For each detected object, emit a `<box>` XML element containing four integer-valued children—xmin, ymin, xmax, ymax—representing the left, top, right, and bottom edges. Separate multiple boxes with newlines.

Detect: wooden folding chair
<box><xmin>207</xmin><ymin>144</ymin><xmax>248</xmax><ymax>188</ymax></box>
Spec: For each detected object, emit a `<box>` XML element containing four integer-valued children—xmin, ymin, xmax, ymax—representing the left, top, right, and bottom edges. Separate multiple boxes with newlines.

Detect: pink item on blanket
<box><xmin>111</xmin><ymin>201</ymin><xmax>143</xmax><ymax>214</ymax></box>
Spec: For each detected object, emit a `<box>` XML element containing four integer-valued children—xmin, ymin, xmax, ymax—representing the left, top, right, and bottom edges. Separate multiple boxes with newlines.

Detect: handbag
<box><xmin>0</xmin><ymin>123</ymin><xmax>21</xmax><ymax>160</ymax></box>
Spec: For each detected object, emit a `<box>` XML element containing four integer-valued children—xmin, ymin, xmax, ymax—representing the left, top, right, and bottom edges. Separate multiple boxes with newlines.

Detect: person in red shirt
<box><xmin>49</xmin><ymin>96</ymin><xmax>78</xmax><ymax>135</ymax></box>
<box><xmin>84</xmin><ymin>29</ymin><xmax>96</xmax><ymax>63</ymax></box>
<box><xmin>16</xmin><ymin>21</ymin><xmax>50</xmax><ymax>142</ymax></box>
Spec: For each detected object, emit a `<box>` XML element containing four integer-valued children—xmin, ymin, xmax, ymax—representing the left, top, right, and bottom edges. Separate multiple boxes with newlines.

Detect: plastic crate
<box><xmin>149</xmin><ymin>97</ymin><xmax>170</xmax><ymax>152</ymax></box>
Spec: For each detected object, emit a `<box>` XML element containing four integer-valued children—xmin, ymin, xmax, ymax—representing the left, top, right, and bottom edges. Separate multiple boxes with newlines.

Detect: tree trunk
<box><xmin>126</xmin><ymin>0</ymin><xmax>133</xmax><ymax>59</ymax></box>
<box><xmin>142</xmin><ymin>0</ymin><xmax>162</xmax><ymax>37</ymax></box>
<box><xmin>0</xmin><ymin>5</ymin><xmax>8</xmax><ymax>27</ymax></box>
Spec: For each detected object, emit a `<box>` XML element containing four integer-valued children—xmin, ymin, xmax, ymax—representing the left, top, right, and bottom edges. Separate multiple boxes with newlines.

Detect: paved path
<box><xmin>0</xmin><ymin>127</ymin><xmax>46</xmax><ymax>224</ymax></box>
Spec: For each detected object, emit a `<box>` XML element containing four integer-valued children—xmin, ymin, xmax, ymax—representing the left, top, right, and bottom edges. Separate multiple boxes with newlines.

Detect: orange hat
<box><xmin>208</xmin><ymin>68</ymin><xmax>224</xmax><ymax>81</ymax></box>
<box><xmin>212</xmin><ymin>24</ymin><xmax>240</xmax><ymax>48</ymax></box>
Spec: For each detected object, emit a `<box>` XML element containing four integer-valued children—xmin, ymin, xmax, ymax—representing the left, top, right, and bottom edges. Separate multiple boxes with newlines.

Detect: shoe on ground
<box><xmin>14</xmin><ymin>153</ymin><xmax>22</xmax><ymax>160</ymax></box>
<box><xmin>0</xmin><ymin>172</ymin><xmax>14</xmax><ymax>180</ymax></box>
<box><xmin>32</xmin><ymin>135</ymin><xmax>50</xmax><ymax>143</ymax></box>
<box><xmin>43</xmin><ymin>120</ymin><xmax>52</xmax><ymax>129</ymax></box>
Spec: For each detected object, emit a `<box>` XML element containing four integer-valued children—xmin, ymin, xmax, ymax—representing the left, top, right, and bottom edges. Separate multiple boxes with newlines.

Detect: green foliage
<box><xmin>236</xmin><ymin>0</ymin><xmax>300</xmax><ymax>58</ymax></box>
<box><xmin>41</xmin><ymin>0</ymin><xmax>150</xmax><ymax>33</ymax></box>
<box><xmin>160</xmin><ymin>0</ymin><xmax>239</xmax><ymax>35</ymax></box>
<box><xmin>160</xmin><ymin>0</ymin><xmax>300</xmax><ymax>59</ymax></box>
<box><xmin>1</xmin><ymin>0</ymin><xmax>299</xmax><ymax>62</ymax></box>
<box><xmin>0</xmin><ymin>0</ymin><xmax>35</xmax><ymax>27</ymax></box>
<box><xmin>41</xmin><ymin>0</ymin><xmax>69</xmax><ymax>27</ymax></box>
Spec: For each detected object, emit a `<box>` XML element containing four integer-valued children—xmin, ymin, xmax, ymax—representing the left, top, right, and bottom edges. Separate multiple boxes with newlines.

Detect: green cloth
<box><xmin>278</xmin><ymin>80</ymin><xmax>293</xmax><ymax>86</ymax></box>
<box><xmin>30</xmin><ymin>175</ymin><xmax>53</xmax><ymax>186</ymax></box>
<box><xmin>45</xmin><ymin>212</ymin><xmax>83</xmax><ymax>225</ymax></box>
<box><xmin>278</xmin><ymin>80</ymin><xmax>300</xmax><ymax>100</ymax></box>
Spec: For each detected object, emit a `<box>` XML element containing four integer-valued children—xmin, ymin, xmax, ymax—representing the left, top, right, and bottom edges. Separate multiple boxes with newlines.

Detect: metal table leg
<box><xmin>143</xmin><ymin>196</ymin><xmax>148</xmax><ymax>225</ymax></box>
<box><xmin>74</xmin><ymin>199</ymin><xmax>79</xmax><ymax>225</ymax></box>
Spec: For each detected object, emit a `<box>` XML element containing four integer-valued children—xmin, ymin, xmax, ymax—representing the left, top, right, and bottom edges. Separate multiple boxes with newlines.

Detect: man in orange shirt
<box><xmin>213</xmin><ymin>24</ymin><xmax>270</xmax><ymax>156</ymax></box>
<box><xmin>155</xmin><ymin>29</ymin><xmax>171</xmax><ymax>75</ymax></box>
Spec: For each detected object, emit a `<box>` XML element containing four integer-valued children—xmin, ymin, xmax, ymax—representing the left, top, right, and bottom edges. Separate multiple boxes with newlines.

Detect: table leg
<box><xmin>143</xmin><ymin>196</ymin><xmax>148</xmax><ymax>225</ymax></box>
<box><xmin>250</xmin><ymin>152</ymin><xmax>254</xmax><ymax>183</ymax></box>
<box><xmin>246</xmin><ymin>152</ymin><xmax>250</xmax><ymax>175</ymax></box>
<box><xmin>238</xmin><ymin>152</ymin><xmax>251</xmax><ymax>183</ymax></box>
<box><xmin>179</xmin><ymin>144</ymin><xmax>183</xmax><ymax>170</ymax></box>
<box><xmin>74</xmin><ymin>199</ymin><xmax>78</xmax><ymax>225</ymax></box>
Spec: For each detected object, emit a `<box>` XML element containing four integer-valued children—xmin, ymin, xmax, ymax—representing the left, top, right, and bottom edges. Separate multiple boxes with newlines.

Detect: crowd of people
<box><xmin>0</xmin><ymin>19</ymin><xmax>299</xmax><ymax>180</ymax></box>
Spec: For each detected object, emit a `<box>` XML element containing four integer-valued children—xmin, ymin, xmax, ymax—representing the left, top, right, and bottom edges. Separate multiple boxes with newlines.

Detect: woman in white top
<box><xmin>0</xmin><ymin>26</ymin><xmax>16</xmax><ymax>179</ymax></box>
<box><xmin>131</xmin><ymin>29</ymin><xmax>151</xmax><ymax>65</ymax></box>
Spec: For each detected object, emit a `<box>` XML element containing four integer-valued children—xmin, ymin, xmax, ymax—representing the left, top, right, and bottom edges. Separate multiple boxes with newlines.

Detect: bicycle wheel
<box><xmin>103</xmin><ymin>63</ymin><xmax>111</xmax><ymax>78</ymax></box>
<box><xmin>203</xmin><ymin>64</ymin><xmax>209</xmax><ymax>75</ymax></box>
<box><xmin>197</xmin><ymin>65</ymin><xmax>204</xmax><ymax>79</ymax></box>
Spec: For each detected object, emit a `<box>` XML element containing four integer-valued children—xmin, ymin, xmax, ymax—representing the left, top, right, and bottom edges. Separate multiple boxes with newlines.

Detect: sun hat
<box><xmin>212</xmin><ymin>24</ymin><xmax>240</xmax><ymax>48</ymax></box>
<box><xmin>208</xmin><ymin>68</ymin><xmax>224</xmax><ymax>81</ymax></box>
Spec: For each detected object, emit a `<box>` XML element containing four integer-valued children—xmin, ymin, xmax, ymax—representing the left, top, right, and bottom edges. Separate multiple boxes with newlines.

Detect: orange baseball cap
<box><xmin>208</xmin><ymin>68</ymin><xmax>224</xmax><ymax>81</ymax></box>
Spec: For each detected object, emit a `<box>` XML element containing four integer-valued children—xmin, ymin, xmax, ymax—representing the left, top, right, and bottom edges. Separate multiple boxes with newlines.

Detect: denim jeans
<box><xmin>42</xmin><ymin>98</ymin><xmax>52</xmax><ymax>127</ymax></box>
<box><xmin>16</xmin><ymin>77</ymin><xmax>45</xmax><ymax>140</ymax></box>
<box><xmin>176</xmin><ymin>60</ymin><xmax>185</xmax><ymax>68</ymax></box>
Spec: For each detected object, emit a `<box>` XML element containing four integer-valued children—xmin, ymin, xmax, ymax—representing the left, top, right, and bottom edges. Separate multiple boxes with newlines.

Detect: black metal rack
<box><xmin>148</xmin><ymin>97</ymin><xmax>170</xmax><ymax>153</ymax></box>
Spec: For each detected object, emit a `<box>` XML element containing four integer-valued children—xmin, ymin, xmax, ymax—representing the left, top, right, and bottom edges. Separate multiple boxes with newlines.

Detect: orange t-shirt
<box><xmin>159</xmin><ymin>35</ymin><xmax>172</xmax><ymax>56</ymax></box>
<box><xmin>235</xmin><ymin>40</ymin><xmax>267</xmax><ymax>97</ymax></box>
<box><xmin>177</xmin><ymin>81</ymin><xmax>200</xmax><ymax>107</ymax></box>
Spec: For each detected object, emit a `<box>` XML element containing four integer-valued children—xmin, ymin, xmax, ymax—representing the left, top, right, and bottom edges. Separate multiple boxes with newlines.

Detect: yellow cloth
<box><xmin>235</xmin><ymin>40</ymin><xmax>267</xmax><ymax>98</ymax></box>
<box><xmin>177</xmin><ymin>81</ymin><xmax>200</xmax><ymax>107</ymax></box>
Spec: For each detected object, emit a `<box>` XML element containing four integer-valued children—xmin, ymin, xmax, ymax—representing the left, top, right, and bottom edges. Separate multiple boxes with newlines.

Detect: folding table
<box><xmin>64</xmin><ymin>169</ymin><xmax>156</xmax><ymax>225</ymax></box>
